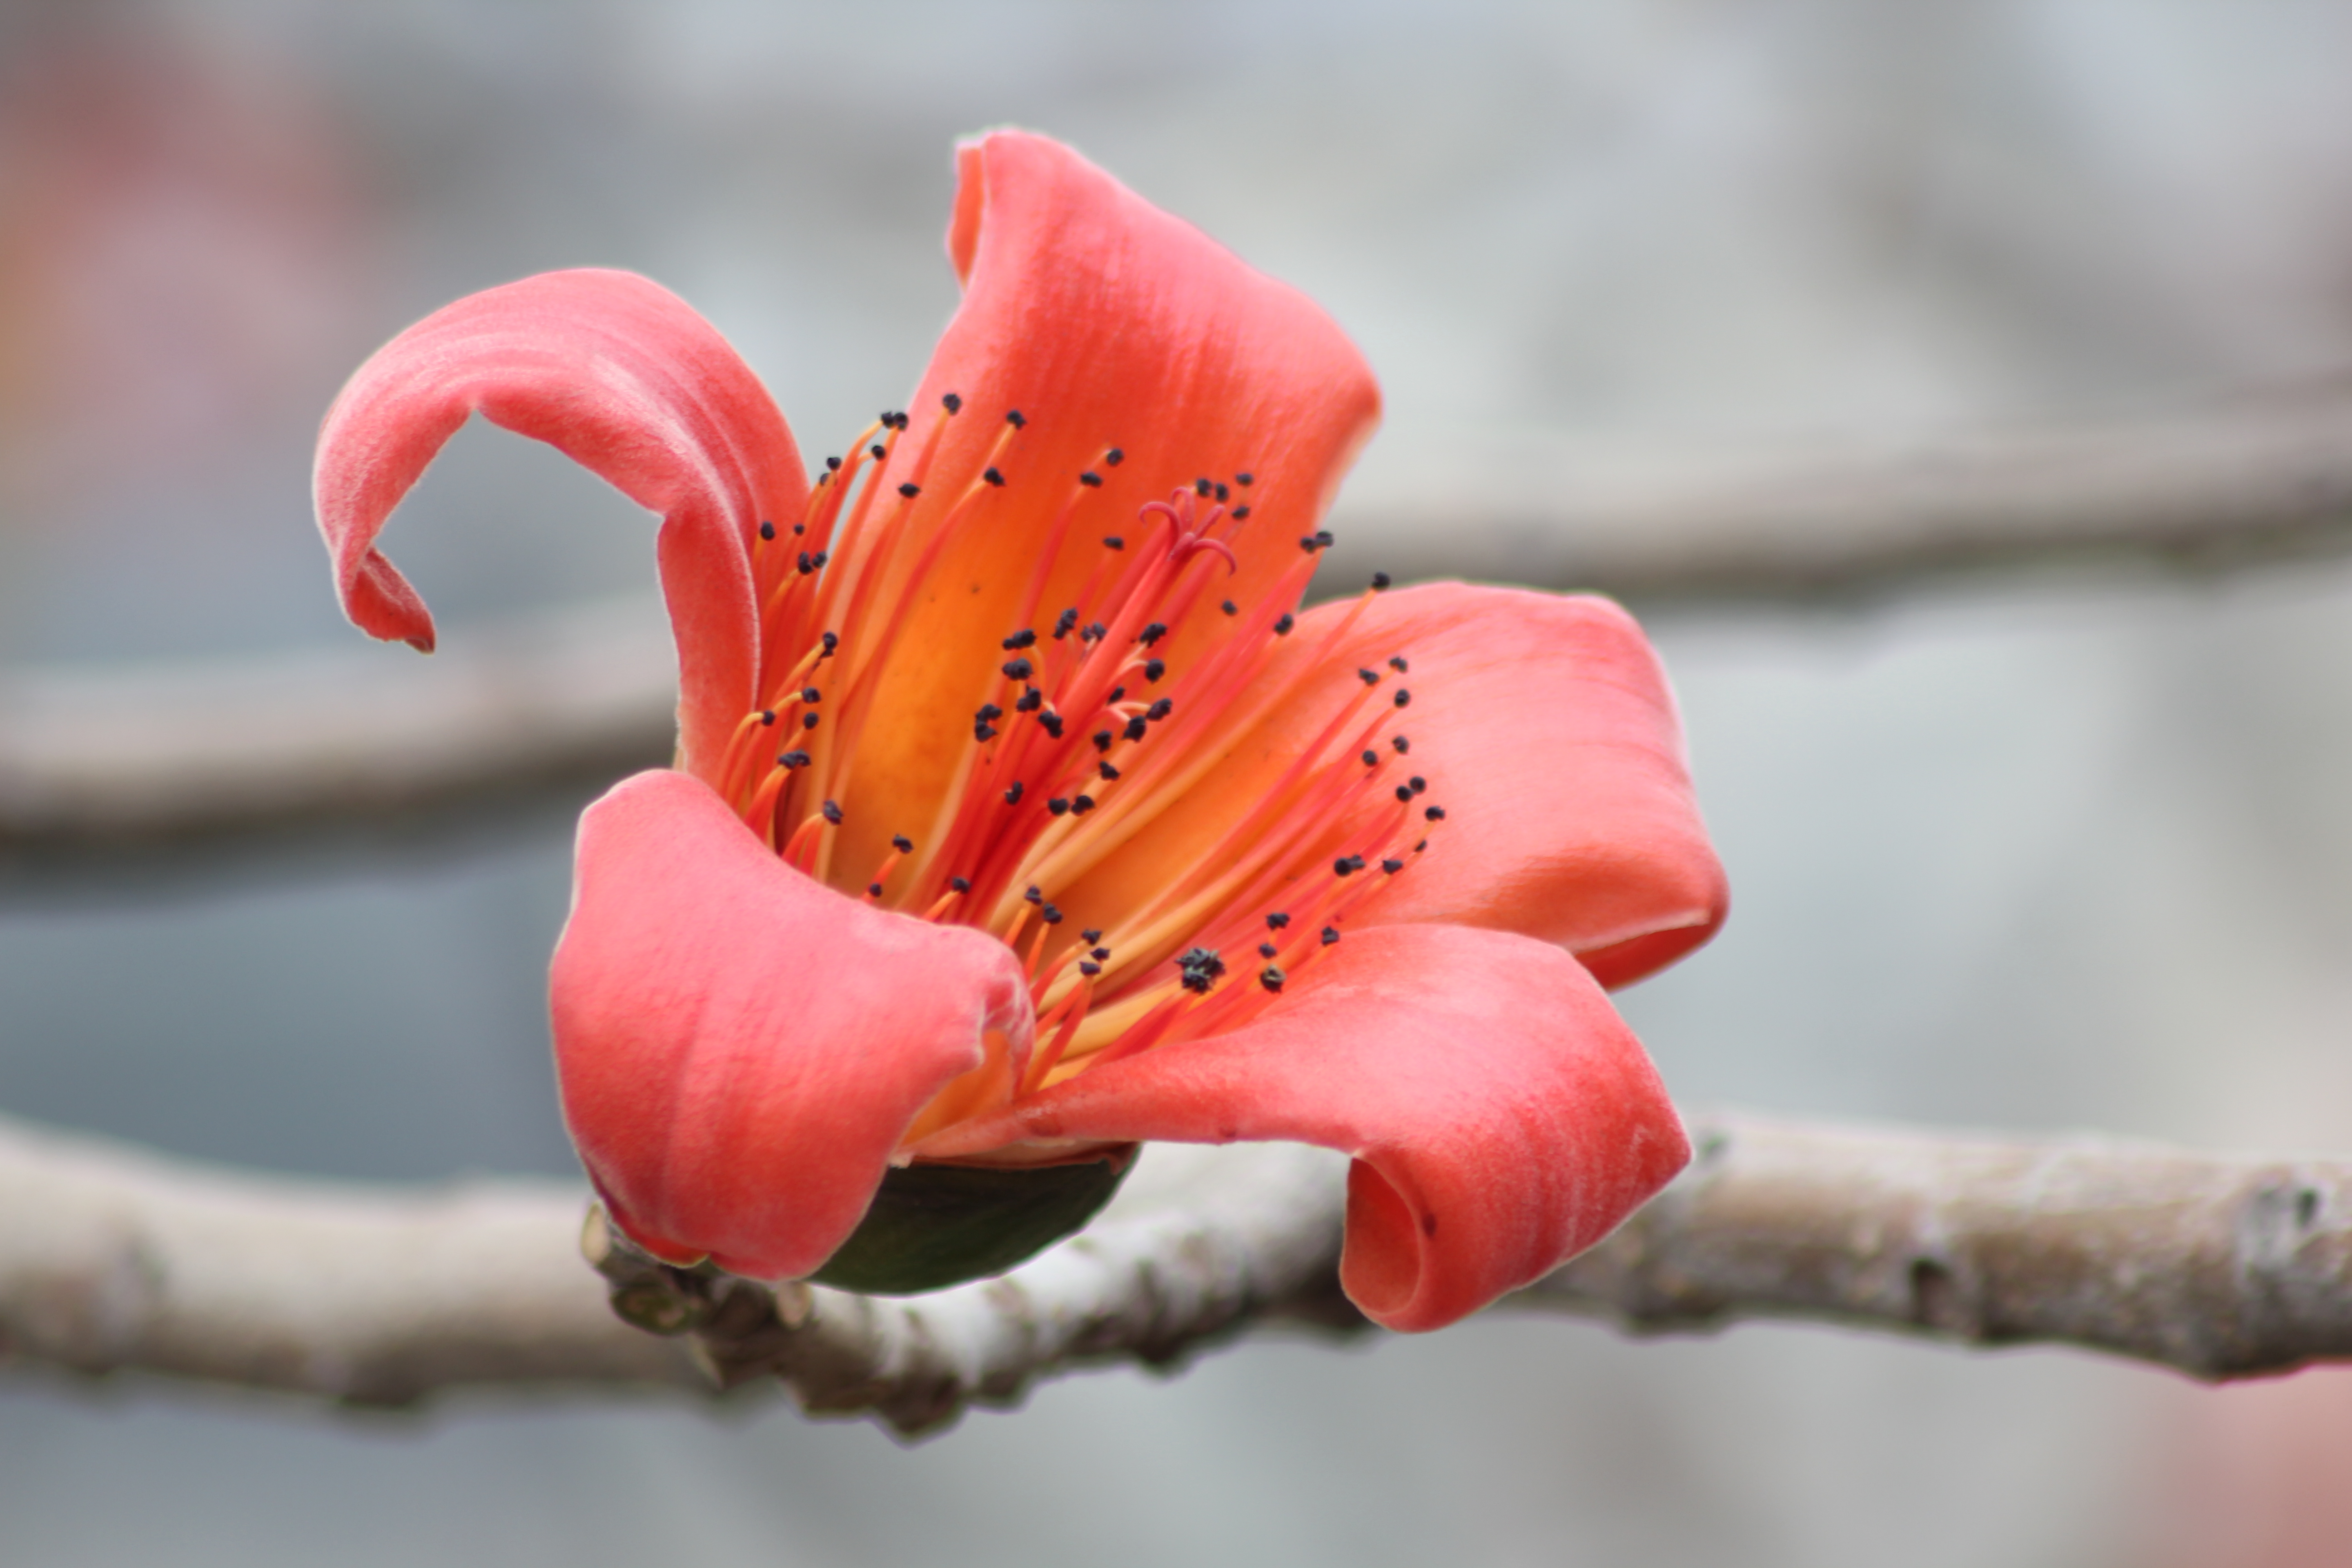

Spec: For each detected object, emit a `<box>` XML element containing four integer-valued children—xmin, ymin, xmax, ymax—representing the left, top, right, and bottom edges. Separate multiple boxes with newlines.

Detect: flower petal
<box><xmin>552</xmin><ymin>768</ymin><xmax>1034</xmax><ymax>1280</ymax></box>
<box><xmin>1335</xmin><ymin>585</ymin><xmax>1726</xmax><ymax>984</ymax></box>
<box><xmin>831</xmin><ymin>130</ymin><xmax>1382</xmax><ymax>882</ymax></box>
<box><xmin>1061</xmin><ymin>582</ymin><xmax>1727</xmax><ymax>987</ymax></box>
<box><xmin>313</xmin><ymin>268</ymin><xmax>806</xmax><ymax>777</ymax></box>
<box><xmin>917</xmin><ymin>922</ymin><xmax>1688</xmax><ymax>1331</ymax></box>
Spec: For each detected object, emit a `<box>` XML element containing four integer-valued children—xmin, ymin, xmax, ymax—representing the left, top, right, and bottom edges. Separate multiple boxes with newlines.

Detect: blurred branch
<box><xmin>7</xmin><ymin>382</ymin><xmax>2352</xmax><ymax>856</ymax></box>
<box><xmin>0</xmin><ymin>598</ymin><xmax>676</xmax><ymax>860</ymax></box>
<box><xmin>1332</xmin><ymin>377</ymin><xmax>2352</xmax><ymax>597</ymax></box>
<box><xmin>8</xmin><ymin>1109</ymin><xmax>2352</xmax><ymax>1440</ymax></box>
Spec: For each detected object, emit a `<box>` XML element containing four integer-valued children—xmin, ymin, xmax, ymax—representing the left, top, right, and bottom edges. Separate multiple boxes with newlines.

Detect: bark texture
<box><xmin>1527</xmin><ymin>1116</ymin><xmax>2352</xmax><ymax>1378</ymax></box>
<box><xmin>7</xmin><ymin>1111</ymin><xmax>2351</xmax><ymax>1438</ymax></box>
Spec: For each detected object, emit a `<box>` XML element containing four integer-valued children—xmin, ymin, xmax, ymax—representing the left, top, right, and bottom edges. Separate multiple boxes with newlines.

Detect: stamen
<box><xmin>743</xmin><ymin>763</ymin><xmax>790</xmax><ymax>850</ymax></box>
<box><xmin>781</xmin><ymin>810</ymin><xmax>830</xmax><ymax>872</ymax></box>
<box><xmin>741</xmin><ymin>406</ymin><xmax>1431</xmax><ymax>1128</ymax></box>
<box><xmin>1020</xmin><ymin>974</ymin><xmax>1095</xmax><ymax>1093</ymax></box>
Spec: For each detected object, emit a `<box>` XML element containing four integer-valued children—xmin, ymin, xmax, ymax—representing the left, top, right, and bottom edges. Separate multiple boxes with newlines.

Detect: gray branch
<box><xmin>1328</xmin><ymin>375</ymin><xmax>2352</xmax><ymax>599</ymax></box>
<box><xmin>8</xmin><ymin>384</ymin><xmax>2352</xmax><ymax>856</ymax></box>
<box><xmin>1524</xmin><ymin>1115</ymin><xmax>2352</xmax><ymax>1378</ymax></box>
<box><xmin>6</xmin><ymin>1108</ymin><xmax>2350</xmax><ymax>1439</ymax></box>
<box><xmin>0</xmin><ymin>597</ymin><xmax>678</xmax><ymax>860</ymax></box>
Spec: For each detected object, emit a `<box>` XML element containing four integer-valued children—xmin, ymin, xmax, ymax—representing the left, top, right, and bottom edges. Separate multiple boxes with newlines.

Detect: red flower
<box><xmin>313</xmin><ymin>131</ymin><xmax>1725</xmax><ymax>1332</ymax></box>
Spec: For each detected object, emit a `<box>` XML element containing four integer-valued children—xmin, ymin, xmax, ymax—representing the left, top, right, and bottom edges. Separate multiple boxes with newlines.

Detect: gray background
<box><xmin>6</xmin><ymin>1</ymin><xmax>2352</xmax><ymax>1562</ymax></box>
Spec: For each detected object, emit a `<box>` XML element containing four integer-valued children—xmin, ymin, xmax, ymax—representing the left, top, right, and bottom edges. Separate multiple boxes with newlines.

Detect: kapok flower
<box><xmin>312</xmin><ymin>131</ymin><xmax>1726</xmax><ymax>1333</ymax></box>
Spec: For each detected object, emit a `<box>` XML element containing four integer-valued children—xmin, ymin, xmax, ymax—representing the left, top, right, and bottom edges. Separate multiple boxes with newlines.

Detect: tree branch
<box><xmin>0</xmin><ymin>1110</ymin><xmax>701</xmax><ymax>1402</ymax></box>
<box><xmin>0</xmin><ymin>597</ymin><xmax>677</xmax><ymax>861</ymax></box>
<box><xmin>0</xmin><ymin>1111</ymin><xmax>1352</xmax><ymax>1436</ymax></box>
<box><xmin>11</xmin><ymin>386</ymin><xmax>2352</xmax><ymax>858</ymax></box>
<box><xmin>1329</xmin><ymin>376</ymin><xmax>2352</xmax><ymax>599</ymax></box>
<box><xmin>6</xmin><ymin>1109</ymin><xmax>2350</xmax><ymax>1438</ymax></box>
<box><xmin>1524</xmin><ymin>1115</ymin><xmax>2352</xmax><ymax>1379</ymax></box>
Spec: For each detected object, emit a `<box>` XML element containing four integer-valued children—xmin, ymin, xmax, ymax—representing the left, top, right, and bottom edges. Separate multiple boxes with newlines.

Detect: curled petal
<box><xmin>553</xmin><ymin>769</ymin><xmax>1034</xmax><ymax>1280</ymax></box>
<box><xmin>1331</xmin><ymin>585</ymin><xmax>1725</xmax><ymax>984</ymax></box>
<box><xmin>313</xmin><ymin>268</ymin><xmax>807</xmax><ymax>776</ymax></box>
<box><xmin>917</xmin><ymin>923</ymin><xmax>1689</xmax><ymax>1331</ymax></box>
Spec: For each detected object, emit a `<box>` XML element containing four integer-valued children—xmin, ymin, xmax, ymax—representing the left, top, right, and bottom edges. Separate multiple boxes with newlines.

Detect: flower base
<box><xmin>808</xmin><ymin>1148</ymin><xmax>1136</xmax><ymax>1294</ymax></box>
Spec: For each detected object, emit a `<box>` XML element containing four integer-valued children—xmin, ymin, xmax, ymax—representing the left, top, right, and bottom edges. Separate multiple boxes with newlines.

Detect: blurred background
<box><xmin>6</xmin><ymin>0</ymin><xmax>2352</xmax><ymax>1562</ymax></box>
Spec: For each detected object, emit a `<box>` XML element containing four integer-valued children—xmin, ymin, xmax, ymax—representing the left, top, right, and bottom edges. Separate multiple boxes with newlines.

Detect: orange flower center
<box><xmin>710</xmin><ymin>397</ymin><xmax>1441</xmax><ymax>1097</ymax></box>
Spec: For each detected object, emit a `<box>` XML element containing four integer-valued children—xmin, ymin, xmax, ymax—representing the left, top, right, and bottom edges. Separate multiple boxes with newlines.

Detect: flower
<box><xmin>312</xmin><ymin>131</ymin><xmax>1726</xmax><ymax>1333</ymax></box>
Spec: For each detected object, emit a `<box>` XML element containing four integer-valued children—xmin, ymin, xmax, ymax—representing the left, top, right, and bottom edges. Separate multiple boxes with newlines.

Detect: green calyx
<box><xmin>809</xmin><ymin>1150</ymin><xmax>1135</xmax><ymax>1295</ymax></box>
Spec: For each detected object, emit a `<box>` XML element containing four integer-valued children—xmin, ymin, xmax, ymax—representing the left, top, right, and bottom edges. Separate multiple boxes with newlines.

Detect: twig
<box><xmin>1329</xmin><ymin>375</ymin><xmax>2352</xmax><ymax>598</ymax></box>
<box><xmin>0</xmin><ymin>1110</ymin><xmax>699</xmax><ymax>1403</ymax></box>
<box><xmin>0</xmin><ymin>1111</ymin><xmax>1352</xmax><ymax>1436</ymax></box>
<box><xmin>5</xmin><ymin>1109</ymin><xmax>2350</xmax><ymax>1439</ymax></box>
<box><xmin>0</xmin><ymin>597</ymin><xmax>677</xmax><ymax>860</ymax></box>
<box><xmin>576</xmin><ymin>1142</ymin><xmax>1359</xmax><ymax>1437</ymax></box>
<box><xmin>1524</xmin><ymin>1115</ymin><xmax>2352</xmax><ymax>1379</ymax></box>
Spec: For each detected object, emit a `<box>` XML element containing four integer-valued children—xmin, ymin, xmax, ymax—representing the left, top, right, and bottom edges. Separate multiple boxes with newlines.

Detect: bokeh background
<box><xmin>7</xmin><ymin>1</ymin><xmax>2352</xmax><ymax>1562</ymax></box>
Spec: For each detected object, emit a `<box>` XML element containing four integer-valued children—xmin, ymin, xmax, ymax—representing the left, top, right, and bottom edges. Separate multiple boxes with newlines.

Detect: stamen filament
<box><xmin>781</xmin><ymin>810</ymin><xmax>829</xmax><ymax>873</ymax></box>
<box><xmin>735</xmin><ymin>421</ymin><xmax>1418</xmax><ymax>1143</ymax></box>
<box><xmin>743</xmin><ymin>763</ymin><xmax>790</xmax><ymax>849</ymax></box>
<box><xmin>1021</xmin><ymin>975</ymin><xmax>1094</xmax><ymax>1093</ymax></box>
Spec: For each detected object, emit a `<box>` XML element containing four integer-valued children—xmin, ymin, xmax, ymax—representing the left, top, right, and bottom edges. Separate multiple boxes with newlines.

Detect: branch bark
<box><xmin>6</xmin><ymin>1109</ymin><xmax>2350</xmax><ymax>1438</ymax></box>
<box><xmin>0</xmin><ymin>1111</ymin><xmax>1352</xmax><ymax>1436</ymax></box>
<box><xmin>0</xmin><ymin>597</ymin><xmax>677</xmax><ymax>860</ymax></box>
<box><xmin>1328</xmin><ymin>376</ymin><xmax>2352</xmax><ymax>599</ymax></box>
<box><xmin>1524</xmin><ymin>1115</ymin><xmax>2352</xmax><ymax>1379</ymax></box>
